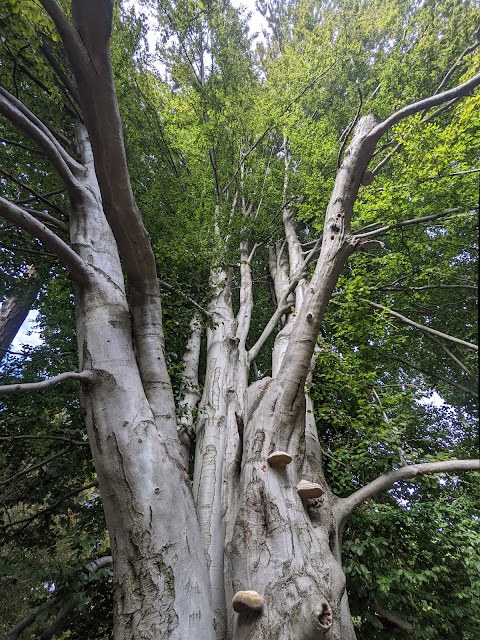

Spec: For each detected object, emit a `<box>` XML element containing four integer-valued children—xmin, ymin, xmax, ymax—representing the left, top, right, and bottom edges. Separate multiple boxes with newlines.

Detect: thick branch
<box><xmin>363</xmin><ymin>299</ymin><xmax>478</xmax><ymax>351</ymax></box>
<box><xmin>368</xmin><ymin>72</ymin><xmax>480</xmax><ymax>141</ymax></box>
<box><xmin>177</xmin><ymin>313</ymin><xmax>202</xmax><ymax>466</ymax></box>
<box><xmin>37</xmin><ymin>598</ymin><xmax>79</xmax><ymax>640</ymax></box>
<box><xmin>248</xmin><ymin>235</ymin><xmax>324</xmax><ymax>364</ymax></box>
<box><xmin>372</xmin><ymin>604</ymin><xmax>414</xmax><ymax>634</ymax></box>
<box><xmin>338</xmin><ymin>459</ymin><xmax>480</xmax><ymax>524</ymax></box>
<box><xmin>40</xmin><ymin>3</ymin><xmax>179</xmax><ymax>428</ymax></box>
<box><xmin>0</xmin><ymin>266</ymin><xmax>42</xmax><ymax>364</ymax></box>
<box><xmin>236</xmin><ymin>241</ymin><xmax>254</xmax><ymax>350</ymax></box>
<box><xmin>354</xmin><ymin>207</ymin><xmax>474</xmax><ymax>240</ymax></box>
<box><xmin>38</xmin><ymin>0</ymin><xmax>87</xmax><ymax>54</ymax></box>
<box><xmin>7</xmin><ymin>611</ymin><xmax>49</xmax><ymax>640</ymax></box>
<box><xmin>40</xmin><ymin>0</ymin><xmax>157</xmax><ymax>291</ymax></box>
<box><xmin>247</xmin><ymin>295</ymin><xmax>294</xmax><ymax>365</ymax></box>
<box><xmin>84</xmin><ymin>555</ymin><xmax>112</xmax><ymax>573</ymax></box>
<box><xmin>0</xmin><ymin>197</ymin><xmax>90</xmax><ymax>284</ymax></box>
<box><xmin>273</xmin><ymin>116</ymin><xmax>382</xmax><ymax>415</ymax></box>
<box><xmin>36</xmin><ymin>557</ymin><xmax>112</xmax><ymax>640</ymax></box>
<box><xmin>6</xmin><ymin>556</ymin><xmax>111</xmax><ymax>640</ymax></box>
<box><xmin>0</xmin><ymin>370</ymin><xmax>95</xmax><ymax>395</ymax></box>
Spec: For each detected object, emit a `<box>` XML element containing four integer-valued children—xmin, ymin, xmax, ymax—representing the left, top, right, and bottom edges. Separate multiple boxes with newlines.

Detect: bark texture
<box><xmin>71</xmin><ymin>123</ymin><xmax>214</xmax><ymax>640</ymax></box>
<box><xmin>2</xmin><ymin>4</ymin><xmax>479</xmax><ymax>640</ymax></box>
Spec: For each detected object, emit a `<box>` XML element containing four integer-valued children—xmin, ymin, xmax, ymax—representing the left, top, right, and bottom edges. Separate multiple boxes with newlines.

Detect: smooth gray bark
<box><xmin>2</xmin><ymin>4</ymin><xmax>479</xmax><ymax>640</ymax></box>
<box><xmin>71</xmin><ymin>123</ymin><xmax>214</xmax><ymax>640</ymax></box>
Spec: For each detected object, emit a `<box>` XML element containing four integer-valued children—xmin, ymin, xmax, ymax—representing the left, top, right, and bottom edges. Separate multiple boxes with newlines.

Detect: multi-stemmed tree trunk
<box><xmin>0</xmin><ymin>2</ymin><xmax>479</xmax><ymax>639</ymax></box>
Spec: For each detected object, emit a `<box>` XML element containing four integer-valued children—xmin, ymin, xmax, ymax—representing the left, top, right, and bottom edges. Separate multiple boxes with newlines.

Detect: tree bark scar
<box><xmin>90</xmin><ymin>412</ymin><xmax>102</xmax><ymax>454</ymax></box>
<box><xmin>235</xmin><ymin>412</ymin><xmax>244</xmax><ymax>464</ymax></box>
<box><xmin>245</xmin><ymin>377</ymin><xmax>272</xmax><ymax>423</ymax></box>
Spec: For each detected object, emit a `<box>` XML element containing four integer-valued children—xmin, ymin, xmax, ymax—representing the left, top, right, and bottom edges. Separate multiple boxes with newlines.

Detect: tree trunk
<box><xmin>2</xmin><ymin>4</ymin><xmax>479</xmax><ymax>640</ymax></box>
<box><xmin>0</xmin><ymin>266</ymin><xmax>42</xmax><ymax>362</ymax></box>
<box><xmin>193</xmin><ymin>263</ymin><xmax>250</xmax><ymax>638</ymax></box>
<box><xmin>71</xmin><ymin>123</ymin><xmax>215</xmax><ymax>640</ymax></box>
<box><xmin>200</xmin><ymin>119</ymin><xmax>385</xmax><ymax>638</ymax></box>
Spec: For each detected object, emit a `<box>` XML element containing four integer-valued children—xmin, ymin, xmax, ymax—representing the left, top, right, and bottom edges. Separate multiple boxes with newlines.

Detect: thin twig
<box><xmin>0</xmin><ymin>138</ymin><xmax>45</xmax><ymax>154</ymax></box>
<box><xmin>354</xmin><ymin>206</ymin><xmax>476</xmax><ymax>240</ymax></box>
<box><xmin>1</xmin><ymin>169</ymin><xmax>65</xmax><ymax>216</ymax></box>
<box><xmin>0</xmin><ymin>370</ymin><xmax>95</xmax><ymax>395</ymax></box>
<box><xmin>337</xmin><ymin>85</ymin><xmax>363</xmax><ymax>170</ymax></box>
<box><xmin>0</xmin><ymin>434</ymin><xmax>89</xmax><ymax>447</ymax></box>
<box><xmin>222</xmin><ymin>61</ymin><xmax>339</xmax><ymax>195</ymax></box>
<box><xmin>362</xmin><ymin>299</ymin><xmax>478</xmax><ymax>352</ymax></box>
<box><xmin>5</xmin><ymin>481</ymin><xmax>98</xmax><ymax>532</ymax></box>
<box><xmin>376</xmin><ymin>349</ymin><xmax>478</xmax><ymax>399</ymax></box>
<box><xmin>158</xmin><ymin>279</ymin><xmax>211</xmax><ymax>321</ymax></box>
<box><xmin>1</xmin><ymin>448</ymin><xmax>69</xmax><ymax>486</ymax></box>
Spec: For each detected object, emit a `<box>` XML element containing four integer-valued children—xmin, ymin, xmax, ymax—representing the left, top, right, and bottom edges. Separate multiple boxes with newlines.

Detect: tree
<box><xmin>0</xmin><ymin>1</ymin><xmax>478</xmax><ymax>639</ymax></box>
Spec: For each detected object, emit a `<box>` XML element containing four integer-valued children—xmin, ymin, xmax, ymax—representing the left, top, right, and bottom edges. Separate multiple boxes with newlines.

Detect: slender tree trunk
<box><xmin>193</xmin><ymin>263</ymin><xmax>249</xmax><ymax>638</ymax></box>
<box><xmin>0</xmin><ymin>266</ymin><xmax>42</xmax><ymax>362</ymax></box>
<box><xmin>178</xmin><ymin>312</ymin><xmax>203</xmax><ymax>467</ymax></box>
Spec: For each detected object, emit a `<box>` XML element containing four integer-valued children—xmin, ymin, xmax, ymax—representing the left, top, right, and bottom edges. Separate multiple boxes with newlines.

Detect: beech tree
<box><xmin>0</xmin><ymin>1</ymin><xmax>479</xmax><ymax>639</ymax></box>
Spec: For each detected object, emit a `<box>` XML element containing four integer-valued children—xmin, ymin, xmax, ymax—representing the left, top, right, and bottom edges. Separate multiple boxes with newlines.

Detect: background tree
<box><xmin>1</xmin><ymin>1</ymin><xmax>479</xmax><ymax>639</ymax></box>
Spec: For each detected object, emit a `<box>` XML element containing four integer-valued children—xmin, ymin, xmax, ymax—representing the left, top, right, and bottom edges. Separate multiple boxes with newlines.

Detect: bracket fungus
<box><xmin>267</xmin><ymin>450</ymin><xmax>292</xmax><ymax>467</ymax></box>
<box><xmin>296</xmin><ymin>480</ymin><xmax>324</xmax><ymax>499</ymax></box>
<box><xmin>232</xmin><ymin>590</ymin><xmax>264</xmax><ymax>613</ymax></box>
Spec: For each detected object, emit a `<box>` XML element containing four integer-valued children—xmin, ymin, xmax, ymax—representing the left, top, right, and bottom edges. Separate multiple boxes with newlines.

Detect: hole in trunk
<box><xmin>317</xmin><ymin>602</ymin><xmax>333</xmax><ymax>631</ymax></box>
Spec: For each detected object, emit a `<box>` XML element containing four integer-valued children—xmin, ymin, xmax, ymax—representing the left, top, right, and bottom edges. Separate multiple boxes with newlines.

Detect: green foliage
<box><xmin>344</xmin><ymin>477</ymin><xmax>480</xmax><ymax>639</ymax></box>
<box><xmin>1</xmin><ymin>0</ymin><xmax>479</xmax><ymax>637</ymax></box>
